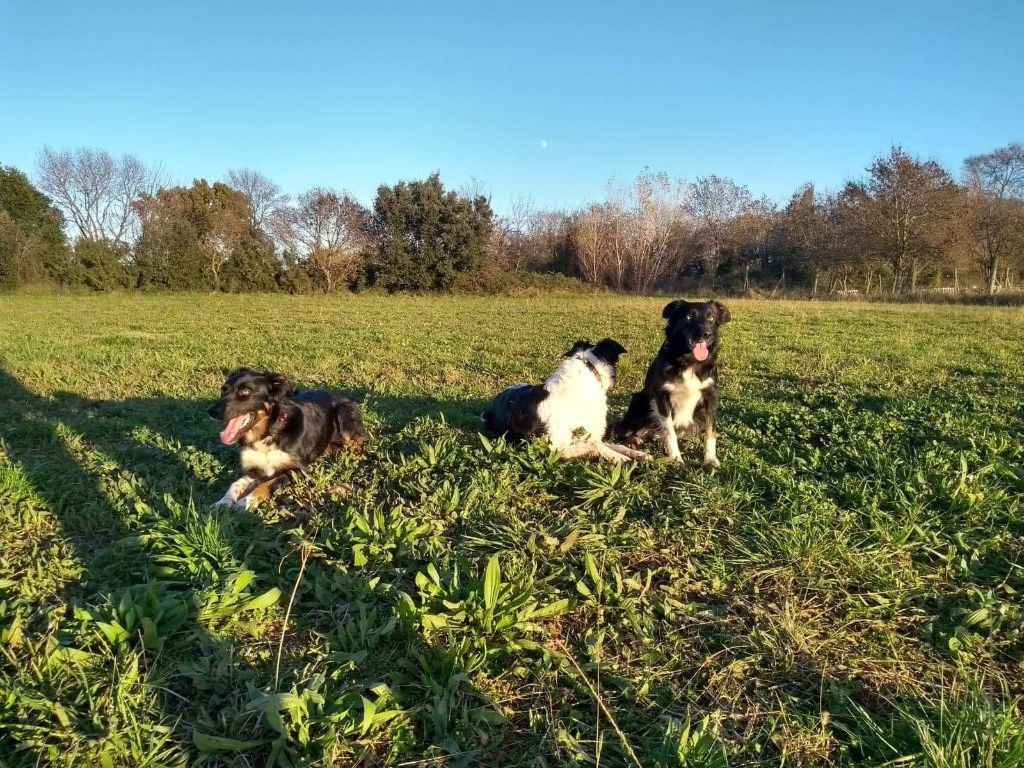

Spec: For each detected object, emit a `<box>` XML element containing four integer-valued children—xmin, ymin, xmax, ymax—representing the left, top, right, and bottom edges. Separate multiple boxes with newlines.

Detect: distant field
<box><xmin>1</xmin><ymin>293</ymin><xmax>1023</xmax><ymax>767</ymax></box>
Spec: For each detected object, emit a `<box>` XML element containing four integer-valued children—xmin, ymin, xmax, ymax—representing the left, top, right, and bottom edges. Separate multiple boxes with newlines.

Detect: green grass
<box><xmin>1</xmin><ymin>293</ymin><xmax>1022</xmax><ymax>767</ymax></box>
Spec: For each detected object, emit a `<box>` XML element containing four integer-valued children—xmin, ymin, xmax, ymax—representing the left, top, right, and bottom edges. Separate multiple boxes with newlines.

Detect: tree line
<box><xmin>1</xmin><ymin>142</ymin><xmax>1022</xmax><ymax>295</ymax></box>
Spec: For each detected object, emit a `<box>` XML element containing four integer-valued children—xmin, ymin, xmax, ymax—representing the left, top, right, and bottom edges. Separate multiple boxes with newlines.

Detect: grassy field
<box><xmin>1</xmin><ymin>293</ymin><xmax>1022</xmax><ymax>767</ymax></box>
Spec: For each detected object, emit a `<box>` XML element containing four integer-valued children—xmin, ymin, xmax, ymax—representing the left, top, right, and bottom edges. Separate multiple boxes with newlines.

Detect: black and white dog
<box><xmin>208</xmin><ymin>367</ymin><xmax>367</xmax><ymax>509</ymax></box>
<box><xmin>610</xmin><ymin>300</ymin><xmax>729</xmax><ymax>466</ymax></box>
<box><xmin>482</xmin><ymin>338</ymin><xmax>647</xmax><ymax>463</ymax></box>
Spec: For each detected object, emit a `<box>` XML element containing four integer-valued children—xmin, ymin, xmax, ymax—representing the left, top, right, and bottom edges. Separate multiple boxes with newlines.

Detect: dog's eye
<box><xmin>708</xmin><ymin>315</ymin><xmax>716</xmax><ymax>325</ymax></box>
<box><xmin>238</xmin><ymin>388</ymin><xmax>251</xmax><ymax>397</ymax></box>
<box><xmin>687</xmin><ymin>311</ymin><xmax>696</xmax><ymax>321</ymax></box>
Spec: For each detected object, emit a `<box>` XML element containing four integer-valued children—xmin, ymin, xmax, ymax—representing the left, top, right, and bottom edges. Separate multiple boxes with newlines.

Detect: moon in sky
<box><xmin>539</xmin><ymin>139</ymin><xmax>549</xmax><ymax>150</ymax></box>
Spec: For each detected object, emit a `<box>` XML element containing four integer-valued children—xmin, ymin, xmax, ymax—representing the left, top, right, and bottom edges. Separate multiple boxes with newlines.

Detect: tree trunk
<box><xmin>812</xmin><ymin>269</ymin><xmax>820</xmax><ymax>296</ymax></box>
<box><xmin>865</xmin><ymin>271</ymin><xmax>874</xmax><ymax>295</ymax></box>
<box><xmin>987</xmin><ymin>256</ymin><xmax>999</xmax><ymax>295</ymax></box>
<box><xmin>743</xmin><ymin>262</ymin><xmax>750</xmax><ymax>290</ymax></box>
<box><xmin>1007</xmin><ymin>265</ymin><xmax>1012</xmax><ymax>290</ymax></box>
<box><xmin>953</xmin><ymin>266</ymin><xmax>959</xmax><ymax>292</ymax></box>
<box><xmin>910</xmin><ymin>257</ymin><xmax>919</xmax><ymax>294</ymax></box>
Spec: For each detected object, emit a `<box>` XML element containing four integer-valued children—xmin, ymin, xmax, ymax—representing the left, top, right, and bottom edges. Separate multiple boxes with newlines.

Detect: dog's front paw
<box><xmin>213</xmin><ymin>494</ymin><xmax>234</xmax><ymax>509</ymax></box>
<box><xmin>214</xmin><ymin>478</ymin><xmax>252</xmax><ymax>508</ymax></box>
<box><xmin>703</xmin><ymin>456</ymin><xmax>721</xmax><ymax>469</ymax></box>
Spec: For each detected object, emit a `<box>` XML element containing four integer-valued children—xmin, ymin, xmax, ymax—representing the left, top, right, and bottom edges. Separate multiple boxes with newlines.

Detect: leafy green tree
<box><xmin>274</xmin><ymin>250</ymin><xmax>314</xmax><ymax>294</ymax></box>
<box><xmin>73</xmin><ymin>239</ymin><xmax>134</xmax><ymax>291</ymax></box>
<box><xmin>134</xmin><ymin>179</ymin><xmax>281</xmax><ymax>291</ymax></box>
<box><xmin>0</xmin><ymin>212</ymin><xmax>24</xmax><ymax>290</ymax></box>
<box><xmin>222</xmin><ymin>229</ymin><xmax>280</xmax><ymax>292</ymax></box>
<box><xmin>133</xmin><ymin>207</ymin><xmax>209</xmax><ymax>290</ymax></box>
<box><xmin>369</xmin><ymin>173</ymin><xmax>494</xmax><ymax>291</ymax></box>
<box><xmin>0</xmin><ymin>164</ymin><xmax>72</xmax><ymax>286</ymax></box>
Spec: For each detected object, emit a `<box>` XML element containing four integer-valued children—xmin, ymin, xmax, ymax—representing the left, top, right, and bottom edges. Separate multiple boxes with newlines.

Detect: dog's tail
<box><xmin>334</xmin><ymin>399</ymin><xmax>368</xmax><ymax>453</ymax></box>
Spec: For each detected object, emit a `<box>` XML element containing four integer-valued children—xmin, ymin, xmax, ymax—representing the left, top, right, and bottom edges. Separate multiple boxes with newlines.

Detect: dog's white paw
<box><xmin>214</xmin><ymin>478</ymin><xmax>252</xmax><ymax>508</ymax></box>
<box><xmin>703</xmin><ymin>456</ymin><xmax>721</xmax><ymax>469</ymax></box>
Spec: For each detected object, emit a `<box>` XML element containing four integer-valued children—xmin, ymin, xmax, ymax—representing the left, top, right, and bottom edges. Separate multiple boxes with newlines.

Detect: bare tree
<box><xmin>963</xmin><ymin>143</ymin><xmax>1024</xmax><ymax>294</ymax></box>
<box><xmin>281</xmin><ymin>188</ymin><xmax>370</xmax><ymax>292</ymax></box>
<box><xmin>513</xmin><ymin>208</ymin><xmax>574</xmax><ymax>273</ymax></box>
<box><xmin>493</xmin><ymin>195</ymin><xmax>537</xmax><ymax>271</ymax></box>
<box><xmin>842</xmin><ymin>147</ymin><xmax>958</xmax><ymax>294</ymax></box>
<box><xmin>570</xmin><ymin>171</ymin><xmax>688</xmax><ymax>291</ymax></box>
<box><xmin>615</xmin><ymin>171</ymin><xmax>688</xmax><ymax>292</ymax></box>
<box><xmin>226</xmin><ymin>168</ymin><xmax>289</xmax><ymax>231</ymax></box>
<box><xmin>36</xmin><ymin>146</ymin><xmax>163</xmax><ymax>244</ymax></box>
<box><xmin>778</xmin><ymin>184</ymin><xmax>845</xmax><ymax>295</ymax></box>
<box><xmin>571</xmin><ymin>205</ymin><xmax>610</xmax><ymax>286</ymax></box>
<box><xmin>727</xmin><ymin>196</ymin><xmax>776</xmax><ymax>290</ymax></box>
<box><xmin>685</xmin><ymin>175</ymin><xmax>754</xmax><ymax>278</ymax></box>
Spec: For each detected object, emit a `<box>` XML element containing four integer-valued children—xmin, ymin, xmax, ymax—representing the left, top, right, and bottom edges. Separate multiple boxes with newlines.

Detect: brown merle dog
<box><xmin>207</xmin><ymin>367</ymin><xmax>367</xmax><ymax>509</ymax></box>
<box><xmin>610</xmin><ymin>299</ymin><xmax>730</xmax><ymax>466</ymax></box>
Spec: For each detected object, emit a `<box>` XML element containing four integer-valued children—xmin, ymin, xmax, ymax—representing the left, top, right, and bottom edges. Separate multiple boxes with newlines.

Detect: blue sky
<box><xmin>1</xmin><ymin>1</ymin><xmax>1021</xmax><ymax>213</ymax></box>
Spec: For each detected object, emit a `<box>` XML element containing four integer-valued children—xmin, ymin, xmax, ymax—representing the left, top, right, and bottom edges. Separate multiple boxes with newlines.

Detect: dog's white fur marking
<box><xmin>668</xmin><ymin>369</ymin><xmax>715</xmax><ymax>430</ymax></box>
<box><xmin>215</xmin><ymin>477</ymin><xmax>254</xmax><ymax>508</ymax></box>
<box><xmin>704</xmin><ymin>433</ymin><xmax>719</xmax><ymax>467</ymax></box>
<box><xmin>241</xmin><ymin>439</ymin><xmax>297</xmax><ymax>477</ymax></box>
<box><xmin>536</xmin><ymin>351</ymin><xmax>643</xmax><ymax>462</ymax></box>
<box><xmin>538</xmin><ymin>351</ymin><xmax>608</xmax><ymax>448</ymax></box>
<box><xmin>661</xmin><ymin>367</ymin><xmax>715</xmax><ymax>463</ymax></box>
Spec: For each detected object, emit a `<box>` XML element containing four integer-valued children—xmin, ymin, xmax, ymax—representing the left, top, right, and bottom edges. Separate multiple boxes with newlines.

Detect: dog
<box><xmin>482</xmin><ymin>338</ymin><xmax>647</xmax><ymax>463</ymax></box>
<box><xmin>207</xmin><ymin>367</ymin><xmax>367</xmax><ymax>509</ymax></box>
<box><xmin>610</xmin><ymin>299</ymin><xmax>729</xmax><ymax>466</ymax></box>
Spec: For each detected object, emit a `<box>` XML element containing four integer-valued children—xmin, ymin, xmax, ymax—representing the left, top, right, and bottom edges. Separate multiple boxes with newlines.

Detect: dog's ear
<box><xmin>662</xmin><ymin>299</ymin><xmax>689</xmax><ymax>319</ymax></box>
<box><xmin>564</xmin><ymin>340</ymin><xmax>592</xmax><ymax>357</ymax></box>
<box><xmin>712</xmin><ymin>301</ymin><xmax>731</xmax><ymax>324</ymax></box>
<box><xmin>266</xmin><ymin>372</ymin><xmax>293</xmax><ymax>399</ymax></box>
<box><xmin>592</xmin><ymin>338</ymin><xmax>627</xmax><ymax>365</ymax></box>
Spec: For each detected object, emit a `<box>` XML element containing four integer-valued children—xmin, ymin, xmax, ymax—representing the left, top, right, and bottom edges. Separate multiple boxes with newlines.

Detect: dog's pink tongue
<box><xmin>219</xmin><ymin>415</ymin><xmax>248</xmax><ymax>445</ymax></box>
<box><xmin>692</xmin><ymin>341</ymin><xmax>709</xmax><ymax>361</ymax></box>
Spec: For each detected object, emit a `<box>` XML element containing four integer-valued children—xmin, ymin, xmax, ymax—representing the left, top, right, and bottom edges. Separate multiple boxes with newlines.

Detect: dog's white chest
<box><xmin>665</xmin><ymin>369</ymin><xmax>713</xmax><ymax>430</ymax></box>
<box><xmin>241</xmin><ymin>440</ymin><xmax>296</xmax><ymax>477</ymax></box>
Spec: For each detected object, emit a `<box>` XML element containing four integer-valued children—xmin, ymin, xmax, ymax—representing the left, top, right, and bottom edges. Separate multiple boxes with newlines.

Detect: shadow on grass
<box><xmin>0</xmin><ymin>367</ymin><xmax>501</xmax><ymax>765</ymax></box>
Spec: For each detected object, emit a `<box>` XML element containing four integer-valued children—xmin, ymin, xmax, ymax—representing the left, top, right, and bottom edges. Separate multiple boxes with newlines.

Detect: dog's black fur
<box><xmin>610</xmin><ymin>299</ymin><xmax>729</xmax><ymax>465</ymax></box>
<box><xmin>481</xmin><ymin>383</ymin><xmax>549</xmax><ymax>440</ymax></box>
<box><xmin>207</xmin><ymin>367</ymin><xmax>367</xmax><ymax>507</ymax></box>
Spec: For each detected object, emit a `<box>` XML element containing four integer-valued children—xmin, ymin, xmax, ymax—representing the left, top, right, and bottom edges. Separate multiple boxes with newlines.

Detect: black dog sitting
<box><xmin>207</xmin><ymin>367</ymin><xmax>367</xmax><ymax>509</ymax></box>
<box><xmin>610</xmin><ymin>299</ymin><xmax>730</xmax><ymax>466</ymax></box>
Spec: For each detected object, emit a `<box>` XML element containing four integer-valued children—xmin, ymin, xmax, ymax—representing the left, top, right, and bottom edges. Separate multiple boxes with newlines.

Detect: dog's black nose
<box><xmin>207</xmin><ymin>403</ymin><xmax>221</xmax><ymax>419</ymax></box>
